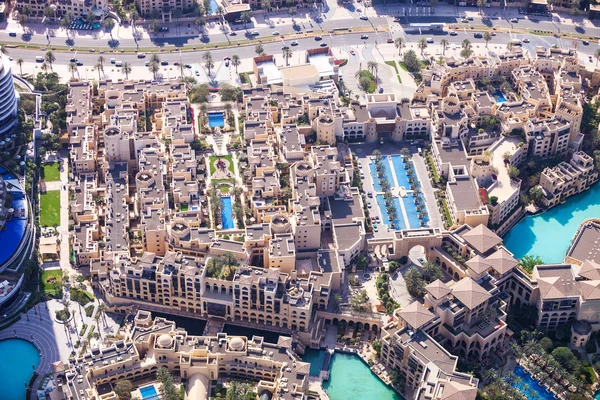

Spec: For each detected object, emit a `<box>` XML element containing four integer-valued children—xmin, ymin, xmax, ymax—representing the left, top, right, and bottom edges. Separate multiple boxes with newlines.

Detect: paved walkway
<box><xmin>412</xmin><ymin>152</ymin><xmax>443</xmax><ymax>229</ymax></box>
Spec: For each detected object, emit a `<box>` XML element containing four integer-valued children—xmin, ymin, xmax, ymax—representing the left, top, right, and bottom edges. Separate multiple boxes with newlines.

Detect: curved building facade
<box><xmin>0</xmin><ymin>56</ymin><xmax>18</xmax><ymax>136</ymax></box>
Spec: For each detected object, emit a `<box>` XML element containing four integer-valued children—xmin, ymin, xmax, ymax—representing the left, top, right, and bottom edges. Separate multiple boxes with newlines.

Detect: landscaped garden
<box><xmin>208</xmin><ymin>155</ymin><xmax>235</xmax><ymax>177</ymax></box>
<box><xmin>41</xmin><ymin>162</ymin><xmax>61</xmax><ymax>182</ymax></box>
<box><xmin>69</xmin><ymin>287</ymin><xmax>94</xmax><ymax>306</ymax></box>
<box><xmin>40</xmin><ymin>269</ymin><xmax>62</xmax><ymax>298</ymax></box>
<box><xmin>40</xmin><ymin>190</ymin><xmax>61</xmax><ymax>227</ymax></box>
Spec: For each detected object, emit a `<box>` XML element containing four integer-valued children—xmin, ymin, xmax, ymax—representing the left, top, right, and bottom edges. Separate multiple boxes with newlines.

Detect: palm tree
<box><xmin>417</xmin><ymin>38</ymin><xmax>427</xmax><ymax>56</ymax></box>
<box><xmin>203</xmin><ymin>51</ymin><xmax>214</xmax><ymax>76</ymax></box>
<box><xmin>61</xmin><ymin>14</ymin><xmax>72</xmax><ymax>37</ymax></box>
<box><xmin>477</xmin><ymin>0</ymin><xmax>486</xmax><ymax>14</ymax></box>
<box><xmin>104</xmin><ymin>18</ymin><xmax>115</xmax><ymax>39</ymax></box>
<box><xmin>231</xmin><ymin>54</ymin><xmax>241</xmax><ymax>74</ymax></box>
<box><xmin>150</xmin><ymin>52</ymin><xmax>160</xmax><ymax>66</ymax></box>
<box><xmin>283</xmin><ymin>48</ymin><xmax>292</xmax><ymax>66</ymax></box>
<box><xmin>148</xmin><ymin>61</ymin><xmax>159</xmax><ymax>80</ymax></box>
<box><xmin>440</xmin><ymin>39</ymin><xmax>449</xmax><ymax>56</ymax></box>
<box><xmin>240</xmin><ymin>11</ymin><xmax>251</xmax><ymax>29</ymax></box>
<box><xmin>483</xmin><ymin>32</ymin><xmax>492</xmax><ymax>47</ymax></box>
<box><xmin>595</xmin><ymin>48</ymin><xmax>600</xmax><ymax>65</ymax></box>
<box><xmin>40</xmin><ymin>62</ymin><xmax>49</xmax><ymax>72</ymax></box>
<box><xmin>195</xmin><ymin>16</ymin><xmax>206</xmax><ymax>33</ymax></box>
<box><xmin>372</xmin><ymin>63</ymin><xmax>379</xmax><ymax>82</ymax></box>
<box><xmin>289</xmin><ymin>6</ymin><xmax>297</xmax><ymax>22</ymax></box>
<box><xmin>16</xmin><ymin>58</ymin><xmax>23</xmax><ymax>76</ymax></box>
<box><xmin>45</xmin><ymin>51</ymin><xmax>56</xmax><ymax>71</ymax></box>
<box><xmin>95</xmin><ymin>63</ymin><xmax>103</xmax><ymax>80</ymax></box>
<box><xmin>366</xmin><ymin>60</ymin><xmax>376</xmax><ymax>74</ymax></box>
<box><xmin>462</xmin><ymin>39</ymin><xmax>472</xmax><ymax>50</ymax></box>
<box><xmin>18</xmin><ymin>13</ymin><xmax>28</xmax><ymax>32</ymax></box>
<box><xmin>255</xmin><ymin>44</ymin><xmax>264</xmax><ymax>56</ymax></box>
<box><xmin>394</xmin><ymin>37</ymin><xmax>405</xmax><ymax>56</ymax></box>
<box><xmin>97</xmin><ymin>55</ymin><xmax>105</xmax><ymax>68</ymax></box>
<box><xmin>121</xmin><ymin>62</ymin><xmax>132</xmax><ymax>79</ymax></box>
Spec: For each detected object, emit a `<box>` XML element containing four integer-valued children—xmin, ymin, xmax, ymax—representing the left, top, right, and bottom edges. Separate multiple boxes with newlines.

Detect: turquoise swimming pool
<box><xmin>323</xmin><ymin>352</ymin><xmax>402</xmax><ymax>400</ymax></box>
<box><xmin>504</xmin><ymin>182</ymin><xmax>600</xmax><ymax>263</ymax></box>
<box><xmin>139</xmin><ymin>384</ymin><xmax>159</xmax><ymax>399</ymax></box>
<box><xmin>512</xmin><ymin>365</ymin><xmax>557</xmax><ymax>400</ymax></box>
<box><xmin>208</xmin><ymin>112</ymin><xmax>225</xmax><ymax>127</ymax></box>
<box><xmin>0</xmin><ymin>339</ymin><xmax>40</xmax><ymax>400</ymax></box>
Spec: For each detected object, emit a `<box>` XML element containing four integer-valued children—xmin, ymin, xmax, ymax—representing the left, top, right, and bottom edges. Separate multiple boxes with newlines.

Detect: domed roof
<box><xmin>157</xmin><ymin>334</ymin><xmax>173</xmax><ymax>348</ymax></box>
<box><xmin>229</xmin><ymin>337</ymin><xmax>245</xmax><ymax>351</ymax></box>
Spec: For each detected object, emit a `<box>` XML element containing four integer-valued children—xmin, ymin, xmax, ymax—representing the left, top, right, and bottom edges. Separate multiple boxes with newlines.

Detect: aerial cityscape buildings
<box><xmin>3</xmin><ymin>1</ymin><xmax>600</xmax><ymax>400</ymax></box>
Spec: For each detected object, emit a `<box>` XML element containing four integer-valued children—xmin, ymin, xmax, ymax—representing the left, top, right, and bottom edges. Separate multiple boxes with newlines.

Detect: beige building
<box><xmin>55</xmin><ymin>311</ymin><xmax>310</xmax><ymax>400</ymax></box>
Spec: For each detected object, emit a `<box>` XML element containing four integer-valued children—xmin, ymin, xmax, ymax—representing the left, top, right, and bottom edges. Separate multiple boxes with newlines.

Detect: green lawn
<box><xmin>41</xmin><ymin>162</ymin><xmax>61</xmax><ymax>182</ymax></box>
<box><xmin>398</xmin><ymin>62</ymin><xmax>409</xmax><ymax>72</ymax></box>
<box><xmin>40</xmin><ymin>269</ymin><xmax>62</xmax><ymax>297</ymax></box>
<box><xmin>208</xmin><ymin>155</ymin><xmax>235</xmax><ymax>176</ymax></box>
<box><xmin>384</xmin><ymin>61</ymin><xmax>402</xmax><ymax>84</ymax></box>
<box><xmin>40</xmin><ymin>190</ymin><xmax>61</xmax><ymax>227</ymax></box>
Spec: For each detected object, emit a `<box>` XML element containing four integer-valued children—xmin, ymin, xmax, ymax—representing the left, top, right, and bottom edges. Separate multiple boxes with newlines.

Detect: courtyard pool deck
<box><xmin>376</xmin><ymin>194</ymin><xmax>405</xmax><ymax>230</ymax></box>
<box><xmin>504</xmin><ymin>181</ymin><xmax>600</xmax><ymax>263</ymax></box>
<box><xmin>207</xmin><ymin>112</ymin><xmax>225</xmax><ymax>128</ymax></box>
<box><xmin>369</xmin><ymin>156</ymin><xmax>429</xmax><ymax>231</ymax></box>
<box><xmin>512</xmin><ymin>365</ymin><xmax>557</xmax><ymax>400</ymax></box>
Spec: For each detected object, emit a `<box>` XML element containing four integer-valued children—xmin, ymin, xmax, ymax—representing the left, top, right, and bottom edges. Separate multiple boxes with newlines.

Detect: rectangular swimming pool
<box><xmin>401</xmin><ymin>195</ymin><xmax>428</xmax><ymax>228</ymax></box>
<box><xmin>492</xmin><ymin>90</ymin><xmax>507</xmax><ymax>103</ymax></box>
<box><xmin>208</xmin><ymin>112</ymin><xmax>225</xmax><ymax>127</ymax></box>
<box><xmin>369</xmin><ymin>160</ymin><xmax>391</xmax><ymax>193</ymax></box>
<box><xmin>139</xmin><ymin>384</ymin><xmax>159</xmax><ymax>399</ymax></box>
<box><xmin>376</xmin><ymin>194</ymin><xmax>405</xmax><ymax>230</ymax></box>
<box><xmin>389</xmin><ymin>155</ymin><xmax>410</xmax><ymax>188</ymax></box>
<box><xmin>221</xmin><ymin>196</ymin><xmax>235</xmax><ymax>229</ymax></box>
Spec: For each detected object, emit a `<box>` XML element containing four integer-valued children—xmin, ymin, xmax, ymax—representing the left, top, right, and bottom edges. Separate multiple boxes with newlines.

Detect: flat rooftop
<box><xmin>257</xmin><ymin>60</ymin><xmax>282</xmax><ymax>85</ymax></box>
<box><xmin>487</xmin><ymin>137</ymin><xmax>521</xmax><ymax>202</ymax></box>
<box><xmin>567</xmin><ymin>222</ymin><xmax>600</xmax><ymax>264</ymax></box>
<box><xmin>308</xmin><ymin>53</ymin><xmax>335</xmax><ymax>77</ymax></box>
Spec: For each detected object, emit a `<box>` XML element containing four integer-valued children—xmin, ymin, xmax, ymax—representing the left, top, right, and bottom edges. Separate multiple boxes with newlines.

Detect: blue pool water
<box><xmin>323</xmin><ymin>352</ymin><xmax>402</xmax><ymax>400</ymax></box>
<box><xmin>0</xmin><ymin>339</ymin><xmax>40</xmax><ymax>400</ymax></box>
<box><xmin>504</xmin><ymin>182</ymin><xmax>600</xmax><ymax>263</ymax></box>
<box><xmin>208</xmin><ymin>0</ymin><xmax>219</xmax><ymax>13</ymax></box>
<box><xmin>512</xmin><ymin>365</ymin><xmax>557</xmax><ymax>400</ymax></box>
<box><xmin>0</xmin><ymin>167</ymin><xmax>28</xmax><ymax>267</ymax></box>
<box><xmin>389</xmin><ymin>156</ymin><xmax>410</xmax><ymax>188</ymax></box>
<box><xmin>376</xmin><ymin>194</ymin><xmax>405</xmax><ymax>230</ymax></box>
<box><xmin>302</xmin><ymin>348</ymin><xmax>327</xmax><ymax>376</ymax></box>
<box><xmin>369</xmin><ymin>160</ymin><xmax>392</xmax><ymax>192</ymax></box>
<box><xmin>493</xmin><ymin>90</ymin><xmax>507</xmax><ymax>103</ymax></box>
<box><xmin>208</xmin><ymin>112</ymin><xmax>225</xmax><ymax>127</ymax></box>
<box><xmin>139</xmin><ymin>384</ymin><xmax>159</xmax><ymax>399</ymax></box>
<box><xmin>402</xmin><ymin>195</ymin><xmax>428</xmax><ymax>228</ymax></box>
<box><xmin>220</xmin><ymin>196</ymin><xmax>235</xmax><ymax>229</ymax></box>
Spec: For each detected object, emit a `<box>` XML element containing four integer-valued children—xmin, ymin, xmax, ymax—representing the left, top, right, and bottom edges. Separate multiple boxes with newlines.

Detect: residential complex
<box><xmin>0</xmin><ymin>55</ymin><xmax>18</xmax><ymax>136</ymax></box>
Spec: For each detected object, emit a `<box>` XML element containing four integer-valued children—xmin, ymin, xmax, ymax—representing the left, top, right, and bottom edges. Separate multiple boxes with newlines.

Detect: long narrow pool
<box><xmin>503</xmin><ymin>182</ymin><xmax>600</xmax><ymax>263</ymax></box>
<box><xmin>220</xmin><ymin>196</ymin><xmax>235</xmax><ymax>229</ymax></box>
<box><xmin>0</xmin><ymin>339</ymin><xmax>40</xmax><ymax>400</ymax></box>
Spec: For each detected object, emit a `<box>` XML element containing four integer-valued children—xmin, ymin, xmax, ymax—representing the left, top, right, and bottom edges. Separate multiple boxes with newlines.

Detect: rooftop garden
<box><xmin>206</xmin><ymin>252</ymin><xmax>238</xmax><ymax>280</ymax></box>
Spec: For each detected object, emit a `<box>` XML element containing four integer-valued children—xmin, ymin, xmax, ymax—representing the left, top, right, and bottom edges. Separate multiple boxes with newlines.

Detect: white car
<box><xmin>291</xmin><ymin>41</ymin><xmax>299</xmax><ymax>46</ymax></box>
<box><xmin>272</xmin><ymin>31</ymin><xmax>279</xmax><ymax>35</ymax></box>
<box><xmin>509</xmin><ymin>18</ymin><xmax>518</xmax><ymax>23</ymax></box>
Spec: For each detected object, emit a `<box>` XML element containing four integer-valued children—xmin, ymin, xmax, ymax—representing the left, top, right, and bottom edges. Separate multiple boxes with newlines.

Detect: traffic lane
<box><xmin>11</xmin><ymin>33</ymin><xmax>380</xmax><ymax>66</ymax></box>
<box><xmin>1</xmin><ymin>17</ymin><xmax>389</xmax><ymax>49</ymax></box>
